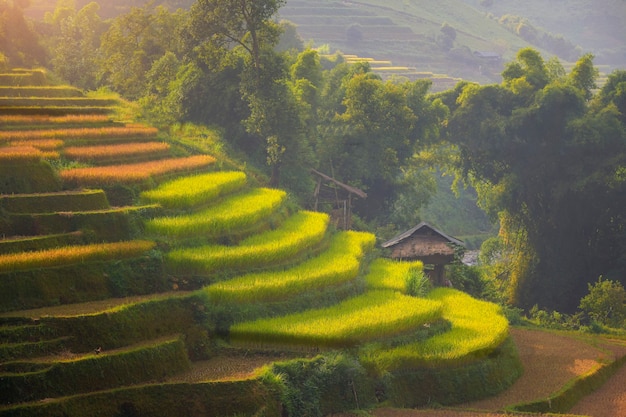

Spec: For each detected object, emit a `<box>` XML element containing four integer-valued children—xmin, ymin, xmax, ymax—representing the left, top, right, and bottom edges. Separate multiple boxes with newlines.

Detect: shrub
<box><xmin>406</xmin><ymin>268</ymin><xmax>431</xmax><ymax>297</ymax></box>
<box><xmin>579</xmin><ymin>276</ymin><xmax>626</xmax><ymax>328</ymax></box>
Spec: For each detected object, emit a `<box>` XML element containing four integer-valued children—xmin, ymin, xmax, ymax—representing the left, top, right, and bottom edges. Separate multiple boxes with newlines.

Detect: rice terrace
<box><xmin>0</xmin><ymin>64</ymin><xmax>623</xmax><ymax>417</ymax></box>
<box><xmin>0</xmin><ymin>0</ymin><xmax>626</xmax><ymax>413</ymax></box>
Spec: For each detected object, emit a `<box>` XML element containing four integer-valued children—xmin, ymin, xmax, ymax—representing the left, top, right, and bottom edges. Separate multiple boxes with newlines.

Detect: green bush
<box><xmin>266</xmin><ymin>353</ymin><xmax>376</xmax><ymax>417</ymax></box>
<box><xmin>579</xmin><ymin>276</ymin><xmax>626</xmax><ymax>328</ymax></box>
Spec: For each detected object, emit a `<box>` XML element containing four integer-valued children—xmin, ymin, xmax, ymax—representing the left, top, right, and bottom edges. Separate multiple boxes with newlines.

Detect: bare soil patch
<box><xmin>167</xmin><ymin>350</ymin><xmax>307</xmax><ymax>382</ymax></box>
<box><xmin>569</xmin><ymin>339</ymin><xmax>626</xmax><ymax>417</ymax></box>
<box><xmin>460</xmin><ymin>327</ymin><xmax>611</xmax><ymax>410</ymax></box>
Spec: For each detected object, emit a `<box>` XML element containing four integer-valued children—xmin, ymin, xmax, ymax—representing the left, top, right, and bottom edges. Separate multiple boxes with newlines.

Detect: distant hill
<box><xmin>25</xmin><ymin>0</ymin><xmax>625</xmax><ymax>84</ymax></box>
<box><xmin>279</xmin><ymin>0</ymin><xmax>625</xmax><ymax>84</ymax></box>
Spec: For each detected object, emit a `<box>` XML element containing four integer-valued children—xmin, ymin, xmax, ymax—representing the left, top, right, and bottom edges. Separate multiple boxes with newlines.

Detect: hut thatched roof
<box><xmin>381</xmin><ymin>222</ymin><xmax>464</xmax><ymax>258</ymax></box>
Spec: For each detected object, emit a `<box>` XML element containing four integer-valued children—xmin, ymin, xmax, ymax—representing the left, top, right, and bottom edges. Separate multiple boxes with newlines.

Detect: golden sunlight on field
<box><xmin>460</xmin><ymin>328</ymin><xmax>609</xmax><ymax>410</ymax></box>
<box><xmin>329</xmin><ymin>327</ymin><xmax>626</xmax><ymax>417</ymax></box>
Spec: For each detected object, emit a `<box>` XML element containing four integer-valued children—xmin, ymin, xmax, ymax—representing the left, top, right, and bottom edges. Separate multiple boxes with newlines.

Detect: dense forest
<box><xmin>1</xmin><ymin>0</ymin><xmax>625</xmax><ymax>317</ymax></box>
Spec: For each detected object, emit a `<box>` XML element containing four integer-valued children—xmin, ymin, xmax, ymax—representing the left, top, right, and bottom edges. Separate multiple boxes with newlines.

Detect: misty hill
<box><xmin>279</xmin><ymin>0</ymin><xmax>624</xmax><ymax>84</ymax></box>
<box><xmin>25</xmin><ymin>0</ymin><xmax>625</xmax><ymax>84</ymax></box>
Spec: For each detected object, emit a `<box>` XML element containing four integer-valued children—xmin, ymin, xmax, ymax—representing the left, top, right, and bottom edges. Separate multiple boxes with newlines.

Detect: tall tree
<box><xmin>448</xmin><ymin>49</ymin><xmax>626</xmax><ymax>311</ymax></box>
<box><xmin>45</xmin><ymin>1</ymin><xmax>104</xmax><ymax>89</ymax></box>
<box><xmin>99</xmin><ymin>5</ymin><xmax>185</xmax><ymax>99</ymax></box>
<box><xmin>184</xmin><ymin>0</ymin><xmax>285</xmax><ymax>80</ymax></box>
<box><xmin>0</xmin><ymin>0</ymin><xmax>46</xmax><ymax>67</ymax></box>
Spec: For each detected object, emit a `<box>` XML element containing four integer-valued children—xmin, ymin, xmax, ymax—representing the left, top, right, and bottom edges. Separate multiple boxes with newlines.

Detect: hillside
<box><xmin>24</xmin><ymin>0</ymin><xmax>625</xmax><ymax>87</ymax></box>
<box><xmin>279</xmin><ymin>0</ymin><xmax>624</xmax><ymax>85</ymax></box>
<box><xmin>0</xmin><ymin>68</ymin><xmax>523</xmax><ymax>416</ymax></box>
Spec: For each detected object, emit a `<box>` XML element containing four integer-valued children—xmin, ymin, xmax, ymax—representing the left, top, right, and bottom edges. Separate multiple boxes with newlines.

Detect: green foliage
<box><xmin>405</xmin><ymin>268</ymin><xmax>431</xmax><ymax>298</ymax></box>
<box><xmin>266</xmin><ymin>353</ymin><xmax>374</xmax><ymax>417</ymax></box>
<box><xmin>0</xmin><ymin>159</ymin><xmax>61</xmax><ymax>195</ymax></box>
<box><xmin>579</xmin><ymin>277</ymin><xmax>626</xmax><ymax>328</ymax></box>
<box><xmin>387</xmin><ymin>336</ymin><xmax>522</xmax><ymax>408</ymax></box>
<box><xmin>448</xmin><ymin>51</ymin><xmax>626</xmax><ymax>311</ymax></box>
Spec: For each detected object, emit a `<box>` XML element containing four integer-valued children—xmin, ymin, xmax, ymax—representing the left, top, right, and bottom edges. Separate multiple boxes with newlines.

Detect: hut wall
<box><xmin>388</xmin><ymin>235</ymin><xmax>455</xmax><ymax>260</ymax></box>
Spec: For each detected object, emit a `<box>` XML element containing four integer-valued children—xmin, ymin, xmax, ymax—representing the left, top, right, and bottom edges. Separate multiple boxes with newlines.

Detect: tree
<box><xmin>447</xmin><ymin>49</ymin><xmax>626</xmax><ymax>312</ymax></box>
<box><xmin>45</xmin><ymin>1</ymin><xmax>104</xmax><ymax>89</ymax></box>
<box><xmin>99</xmin><ymin>5</ymin><xmax>185</xmax><ymax>99</ymax></box>
<box><xmin>579</xmin><ymin>277</ymin><xmax>626</xmax><ymax>328</ymax></box>
<box><xmin>315</xmin><ymin>64</ymin><xmax>451</xmax><ymax>223</ymax></box>
<box><xmin>184</xmin><ymin>0</ymin><xmax>285</xmax><ymax>81</ymax></box>
<box><xmin>0</xmin><ymin>0</ymin><xmax>46</xmax><ymax>67</ymax></box>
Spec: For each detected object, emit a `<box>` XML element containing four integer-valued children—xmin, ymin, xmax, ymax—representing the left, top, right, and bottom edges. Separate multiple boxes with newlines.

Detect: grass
<box><xmin>62</xmin><ymin>142</ymin><xmax>171</xmax><ymax>162</ymax></box>
<box><xmin>365</xmin><ymin>258</ymin><xmax>424</xmax><ymax>293</ymax></box>
<box><xmin>204</xmin><ymin>230</ymin><xmax>376</xmax><ymax>303</ymax></box>
<box><xmin>0</xmin><ymin>114</ymin><xmax>112</xmax><ymax>126</ymax></box>
<box><xmin>59</xmin><ymin>155</ymin><xmax>216</xmax><ymax>186</ymax></box>
<box><xmin>0</xmin><ymin>240</ymin><xmax>156</xmax><ymax>273</ymax></box>
<box><xmin>9</xmin><ymin>139</ymin><xmax>64</xmax><ymax>150</ymax></box>
<box><xmin>229</xmin><ymin>289</ymin><xmax>444</xmax><ymax>349</ymax></box>
<box><xmin>0</xmin><ymin>125</ymin><xmax>158</xmax><ymax>142</ymax></box>
<box><xmin>140</xmin><ymin>171</ymin><xmax>248</xmax><ymax>209</ymax></box>
<box><xmin>0</xmin><ymin>146</ymin><xmax>48</xmax><ymax>163</ymax></box>
<box><xmin>165</xmin><ymin>211</ymin><xmax>329</xmax><ymax>276</ymax></box>
<box><xmin>145</xmin><ymin>188</ymin><xmax>287</xmax><ymax>239</ymax></box>
<box><xmin>359</xmin><ymin>288</ymin><xmax>509</xmax><ymax>372</ymax></box>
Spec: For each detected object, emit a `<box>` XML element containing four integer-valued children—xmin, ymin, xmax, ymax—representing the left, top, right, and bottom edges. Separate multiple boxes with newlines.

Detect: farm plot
<box><xmin>0</xmin><ymin>240</ymin><xmax>155</xmax><ymax>273</ymax></box>
<box><xmin>59</xmin><ymin>154</ymin><xmax>216</xmax><ymax>186</ymax></box>
<box><xmin>0</xmin><ymin>125</ymin><xmax>158</xmax><ymax>143</ymax></box>
<box><xmin>204</xmin><ymin>230</ymin><xmax>376</xmax><ymax>304</ymax></box>
<box><xmin>165</xmin><ymin>211</ymin><xmax>329</xmax><ymax>276</ymax></box>
<box><xmin>359</xmin><ymin>288</ymin><xmax>509</xmax><ymax>373</ymax></box>
<box><xmin>140</xmin><ymin>171</ymin><xmax>248</xmax><ymax>209</ymax></box>
<box><xmin>145</xmin><ymin>188</ymin><xmax>286</xmax><ymax>239</ymax></box>
<box><xmin>62</xmin><ymin>142</ymin><xmax>171</xmax><ymax>164</ymax></box>
<box><xmin>0</xmin><ymin>146</ymin><xmax>58</xmax><ymax>162</ymax></box>
<box><xmin>365</xmin><ymin>258</ymin><xmax>424</xmax><ymax>293</ymax></box>
<box><xmin>229</xmin><ymin>290</ymin><xmax>443</xmax><ymax>349</ymax></box>
<box><xmin>0</xmin><ymin>114</ymin><xmax>113</xmax><ymax>127</ymax></box>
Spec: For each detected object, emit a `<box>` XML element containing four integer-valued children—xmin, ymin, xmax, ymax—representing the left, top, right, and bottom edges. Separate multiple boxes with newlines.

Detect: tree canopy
<box><xmin>448</xmin><ymin>48</ymin><xmax>626</xmax><ymax>311</ymax></box>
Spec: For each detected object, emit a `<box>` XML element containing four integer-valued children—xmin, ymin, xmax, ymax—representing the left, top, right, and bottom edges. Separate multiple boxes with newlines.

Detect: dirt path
<box><xmin>165</xmin><ymin>328</ymin><xmax>626</xmax><ymax>417</ymax></box>
<box><xmin>329</xmin><ymin>328</ymin><xmax>626</xmax><ymax>417</ymax></box>
<box><xmin>460</xmin><ymin>327</ymin><xmax>611</xmax><ymax>410</ymax></box>
<box><xmin>569</xmin><ymin>340</ymin><xmax>626</xmax><ymax>417</ymax></box>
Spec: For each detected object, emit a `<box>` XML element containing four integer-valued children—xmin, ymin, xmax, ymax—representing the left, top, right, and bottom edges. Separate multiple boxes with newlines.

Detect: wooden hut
<box><xmin>311</xmin><ymin>169</ymin><xmax>367</xmax><ymax>230</ymax></box>
<box><xmin>381</xmin><ymin>222</ymin><xmax>464</xmax><ymax>286</ymax></box>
